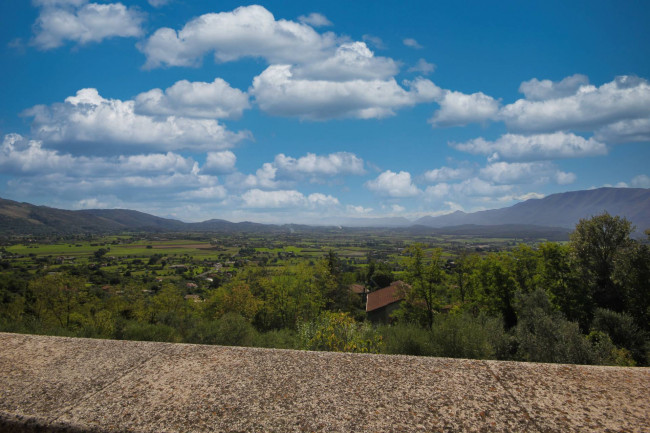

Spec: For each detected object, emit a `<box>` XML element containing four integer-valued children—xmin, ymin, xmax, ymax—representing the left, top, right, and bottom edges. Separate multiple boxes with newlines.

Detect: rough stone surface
<box><xmin>0</xmin><ymin>333</ymin><xmax>648</xmax><ymax>432</ymax></box>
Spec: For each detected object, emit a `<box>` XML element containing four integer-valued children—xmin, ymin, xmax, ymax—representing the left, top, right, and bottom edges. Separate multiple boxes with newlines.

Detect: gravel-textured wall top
<box><xmin>0</xmin><ymin>332</ymin><xmax>648</xmax><ymax>432</ymax></box>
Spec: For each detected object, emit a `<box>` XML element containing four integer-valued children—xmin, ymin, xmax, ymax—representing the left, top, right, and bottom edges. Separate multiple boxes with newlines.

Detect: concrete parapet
<box><xmin>0</xmin><ymin>333</ymin><xmax>648</xmax><ymax>432</ymax></box>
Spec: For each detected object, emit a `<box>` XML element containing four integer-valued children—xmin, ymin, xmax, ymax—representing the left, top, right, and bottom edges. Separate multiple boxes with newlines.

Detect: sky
<box><xmin>0</xmin><ymin>0</ymin><xmax>649</xmax><ymax>224</ymax></box>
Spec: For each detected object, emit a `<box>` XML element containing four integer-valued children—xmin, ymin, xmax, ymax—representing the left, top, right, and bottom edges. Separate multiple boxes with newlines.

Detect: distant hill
<box><xmin>404</xmin><ymin>224</ymin><xmax>572</xmax><ymax>241</ymax></box>
<box><xmin>415</xmin><ymin>188</ymin><xmax>650</xmax><ymax>232</ymax></box>
<box><xmin>1</xmin><ymin>187</ymin><xmax>648</xmax><ymax>236</ymax></box>
<box><xmin>0</xmin><ymin>198</ymin><xmax>185</xmax><ymax>234</ymax></box>
<box><xmin>0</xmin><ymin>198</ymin><xmax>323</xmax><ymax>235</ymax></box>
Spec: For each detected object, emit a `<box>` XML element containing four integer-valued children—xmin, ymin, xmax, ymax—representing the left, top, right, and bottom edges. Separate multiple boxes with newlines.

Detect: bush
<box><xmin>213</xmin><ymin>313</ymin><xmax>258</xmax><ymax>346</ymax></box>
<box><xmin>514</xmin><ymin>290</ymin><xmax>595</xmax><ymax>364</ymax></box>
<box><xmin>298</xmin><ymin>311</ymin><xmax>382</xmax><ymax>353</ymax></box>
<box><xmin>378</xmin><ymin>322</ymin><xmax>434</xmax><ymax>356</ymax></box>
<box><xmin>592</xmin><ymin>308</ymin><xmax>649</xmax><ymax>365</ymax></box>
<box><xmin>120</xmin><ymin>320</ymin><xmax>181</xmax><ymax>343</ymax></box>
<box><xmin>587</xmin><ymin>331</ymin><xmax>636</xmax><ymax>366</ymax></box>
<box><xmin>430</xmin><ymin>313</ymin><xmax>506</xmax><ymax>360</ymax></box>
<box><xmin>254</xmin><ymin>328</ymin><xmax>299</xmax><ymax>349</ymax></box>
<box><xmin>188</xmin><ymin>313</ymin><xmax>257</xmax><ymax>347</ymax></box>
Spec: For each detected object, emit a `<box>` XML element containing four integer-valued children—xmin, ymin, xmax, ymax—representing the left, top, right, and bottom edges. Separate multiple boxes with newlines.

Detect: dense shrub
<box><xmin>430</xmin><ymin>313</ymin><xmax>505</xmax><ymax>360</ymax></box>
<box><xmin>378</xmin><ymin>322</ymin><xmax>434</xmax><ymax>356</ymax></box>
<box><xmin>514</xmin><ymin>290</ymin><xmax>595</xmax><ymax>364</ymax></box>
<box><xmin>586</xmin><ymin>331</ymin><xmax>636</xmax><ymax>366</ymax></box>
<box><xmin>119</xmin><ymin>321</ymin><xmax>181</xmax><ymax>343</ymax></box>
<box><xmin>211</xmin><ymin>313</ymin><xmax>257</xmax><ymax>347</ymax></box>
<box><xmin>181</xmin><ymin>314</ymin><xmax>258</xmax><ymax>347</ymax></box>
<box><xmin>298</xmin><ymin>311</ymin><xmax>382</xmax><ymax>353</ymax></box>
<box><xmin>254</xmin><ymin>328</ymin><xmax>299</xmax><ymax>349</ymax></box>
<box><xmin>591</xmin><ymin>308</ymin><xmax>649</xmax><ymax>365</ymax></box>
<box><xmin>379</xmin><ymin>314</ymin><xmax>508</xmax><ymax>360</ymax></box>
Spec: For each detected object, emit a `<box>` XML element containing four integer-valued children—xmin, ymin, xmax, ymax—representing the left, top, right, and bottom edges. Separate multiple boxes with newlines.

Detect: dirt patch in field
<box><xmin>129</xmin><ymin>244</ymin><xmax>214</xmax><ymax>250</ymax></box>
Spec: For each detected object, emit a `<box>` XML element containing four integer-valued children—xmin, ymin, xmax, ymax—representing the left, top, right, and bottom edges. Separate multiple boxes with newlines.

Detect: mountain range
<box><xmin>414</xmin><ymin>187</ymin><xmax>650</xmax><ymax>230</ymax></box>
<box><xmin>0</xmin><ymin>187</ymin><xmax>648</xmax><ymax>236</ymax></box>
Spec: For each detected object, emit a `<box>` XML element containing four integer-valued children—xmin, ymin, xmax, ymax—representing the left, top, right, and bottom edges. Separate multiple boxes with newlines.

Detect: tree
<box><xmin>206</xmin><ymin>282</ymin><xmax>260</xmax><ymax>322</ymax></box>
<box><xmin>570</xmin><ymin>213</ymin><xmax>634</xmax><ymax>313</ymax></box>
<box><xmin>28</xmin><ymin>273</ymin><xmax>86</xmax><ymax>328</ymax></box>
<box><xmin>538</xmin><ymin>242</ymin><xmax>589</xmax><ymax>328</ymax></box>
<box><xmin>514</xmin><ymin>289</ymin><xmax>595</xmax><ymax>364</ymax></box>
<box><xmin>94</xmin><ymin>248</ymin><xmax>109</xmax><ymax>260</ymax></box>
<box><xmin>366</xmin><ymin>259</ymin><xmax>394</xmax><ymax>290</ymax></box>
<box><xmin>611</xmin><ymin>241</ymin><xmax>650</xmax><ymax>332</ymax></box>
<box><xmin>510</xmin><ymin>244</ymin><xmax>541</xmax><ymax>293</ymax></box>
<box><xmin>318</xmin><ymin>251</ymin><xmax>353</xmax><ymax>312</ymax></box>
<box><xmin>453</xmin><ymin>251</ymin><xmax>478</xmax><ymax>303</ymax></box>
<box><xmin>404</xmin><ymin>245</ymin><xmax>445</xmax><ymax>329</ymax></box>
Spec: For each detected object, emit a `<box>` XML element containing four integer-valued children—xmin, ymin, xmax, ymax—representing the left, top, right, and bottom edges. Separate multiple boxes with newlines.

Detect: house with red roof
<box><xmin>366</xmin><ymin>280</ymin><xmax>410</xmax><ymax>323</ymax></box>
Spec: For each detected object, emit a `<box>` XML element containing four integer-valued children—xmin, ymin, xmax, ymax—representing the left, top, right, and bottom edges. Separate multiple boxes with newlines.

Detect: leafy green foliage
<box><xmin>403</xmin><ymin>245</ymin><xmax>445</xmax><ymax>328</ymax></box>
<box><xmin>429</xmin><ymin>313</ymin><xmax>506</xmax><ymax>360</ymax></box>
<box><xmin>570</xmin><ymin>212</ymin><xmax>633</xmax><ymax>313</ymax></box>
<box><xmin>514</xmin><ymin>290</ymin><xmax>595</xmax><ymax>364</ymax></box>
<box><xmin>298</xmin><ymin>311</ymin><xmax>382</xmax><ymax>353</ymax></box>
<box><xmin>378</xmin><ymin>322</ymin><xmax>434</xmax><ymax>356</ymax></box>
<box><xmin>0</xmin><ymin>212</ymin><xmax>647</xmax><ymax>366</ymax></box>
<box><xmin>591</xmin><ymin>308</ymin><xmax>649</xmax><ymax>365</ymax></box>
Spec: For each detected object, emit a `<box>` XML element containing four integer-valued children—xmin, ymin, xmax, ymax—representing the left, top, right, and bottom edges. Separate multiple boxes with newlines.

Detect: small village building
<box><xmin>366</xmin><ymin>280</ymin><xmax>410</xmax><ymax>323</ymax></box>
<box><xmin>184</xmin><ymin>294</ymin><xmax>202</xmax><ymax>303</ymax></box>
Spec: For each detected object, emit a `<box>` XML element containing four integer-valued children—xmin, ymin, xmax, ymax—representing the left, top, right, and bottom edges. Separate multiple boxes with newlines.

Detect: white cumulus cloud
<box><xmin>1</xmin><ymin>133</ymin><xmax>239</xmax><ymax>209</ymax></box>
<box><xmin>227</xmin><ymin>151</ymin><xmax>365</xmax><ymax>190</ymax></box>
<box><xmin>117</xmin><ymin>152</ymin><xmax>196</xmax><ymax>174</ymax></box>
<box><xmin>518</xmin><ymin>74</ymin><xmax>590</xmax><ymax>101</ymax></box>
<box><xmin>630</xmin><ymin>174</ymin><xmax>650</xmax><ymax>188</ymax></box>
<box><xmin>425</xmin><ymin>178</ymin><xmax>512</xmax><ymax>200</ymax></box>
<box><xmin>403</xmin><ymin>38</ymin><xmax>422</xmax><ymax>49</ymax></box>
<box><xmin>32</xmin><ymin>0</ymin><xmax>144</xmax><ymax>49</ymax></box>
<box><xmin>134</xmin><ymin>78</ymin><xmax>250</xmax><ymax>119</ymax></box>
<box><xmin>479</xmin><ymin>161</ymin><xmax>576</xmax><ymax>185</ymax></box>
<box><xmin>362</xmin><ymin>34</ymin><xmax>385</xmax><ymax>50</ymax></box>
<box><xmin>297</xmin><ymin>12</ymin><xmax>332</xmax><ymax>27</ymax></box>
<box><xmin>251</xmin><ymin>65</ymin><xmax>440</xmax><ymax>120</ymax></box>
<box><xmin>273</xmin><ymin>152</ymin><xmax>365</xmax><ymax>178</ymax></box>
<box><xmin>241</xmin><ymin>189</ymin><xmax>339</xmax><ymax>209</ymax></box>
<box><xmin>0</xmin><ymin>133</ymin><xmax>75</xmax><ymax>174</ymax></box>
<box><xmin>182</xmin><ymin>185</ymin><xmax>228</xmax><ymax>200</ymax></box>
<box><xmin>423</xmin><ymin>166</ymin><xmax>473</xmax><ymax>183</ymax></box>
<box><xmin>408</xmin><ymin>58</ymin><xmax>436</xmax><ymax>75</ymax></box>
<box><xmin>1</xmin><ymin>133</ymin><xmax>204</xmax><ymax>178</ymax></box>
<box><xmin>500</xmin><ymin>75</ymin><xmax>650</xmax><ymax>133</ymax></box>
<box><xmin>292</xmin><ymin>42</ymin><xmax>398</xmax><ymax>81</ymax></box>
<box><xmin>23</xmin><ymin>88</ymin><xmax>249</xmax><ymax>153</ymax></box>
<box><xmin>346</xmin><ymin>205</ymin><xmax>373</xmax><ymax>214</ymax></box>
<box><xmin>429</xmin><ymin>90</ymin><xmax>500</xmax><ymax>127</ymax></box>
<box><xmin>148</xmin><ymin>0</ymin><xmax>170</xmax><ymax>7</ymax></box>
<box><xmin>365</xmin><ymin>170</ymin><xmax>420</xmax><ymax>197</ymax></box>
<box><xmin>139</xmin><ymin>5</ymin><xmax>336</xmax><ymax>68</ymax></box>
<box><xmin>203</xmin><ymin>151</ymin><xmax>237</xmax><ymax>174</ymax></box>
<box><xmin>451</xmin><ymin>132</ymin><xmax>608</xmax><ymax>161</ymax></box>
<box><xmin>595</xmin><ymin>118</ymin><xmax>650</xmax><ymax>143</ymax></box>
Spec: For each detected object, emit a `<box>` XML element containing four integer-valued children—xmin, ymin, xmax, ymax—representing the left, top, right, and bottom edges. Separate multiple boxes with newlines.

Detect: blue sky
<box><xmin>1</xmin><ymin>0</ymin><xmax>649</xmax><ymax>223</ymax></box>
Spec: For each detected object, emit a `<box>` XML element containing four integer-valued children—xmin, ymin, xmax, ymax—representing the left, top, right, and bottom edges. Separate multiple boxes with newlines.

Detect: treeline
<box><xmin>0</xmin><ymin>213</ymin><xmax>648</xmax><ymax>366</ymax></box>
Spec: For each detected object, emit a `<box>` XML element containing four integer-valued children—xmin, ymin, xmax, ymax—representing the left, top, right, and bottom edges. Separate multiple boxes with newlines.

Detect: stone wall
<box><xmin>1</xmin><ymin>333</ymin><xmax>648</xmax><ymax>432</ymax></box>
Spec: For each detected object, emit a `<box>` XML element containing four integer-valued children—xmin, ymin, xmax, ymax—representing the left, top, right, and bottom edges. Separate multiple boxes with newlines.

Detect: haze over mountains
<box><xmin>414</xmin><ymin>188</ymin><xmax>650</xmax><ymax>229</ymax></box>
<box><xmin>0</xmin><ymin>188</ymin><xmax>648</xmax><ymax>236</ymax></box>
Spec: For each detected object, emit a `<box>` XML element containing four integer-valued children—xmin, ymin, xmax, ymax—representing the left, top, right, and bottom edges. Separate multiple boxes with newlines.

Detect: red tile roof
<box><xmin>366</xmin><ymin>280</ymin><xmax>410</xmax><ymax>312</ymax></box>
<box><xmin>349</xmin><ymin>284</ymin><xmax>366</xmax><ymax>294</ymax></box>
